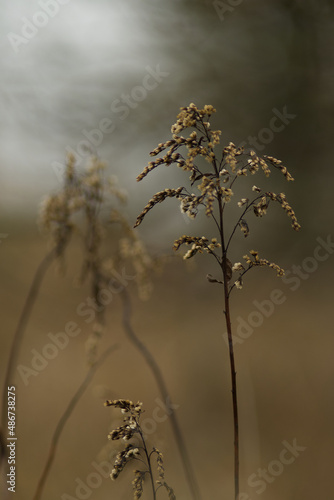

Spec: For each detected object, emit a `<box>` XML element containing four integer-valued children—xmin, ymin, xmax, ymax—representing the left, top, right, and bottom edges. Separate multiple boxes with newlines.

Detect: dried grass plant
<box><xmin>134</xmin><ymin>103</ymin><xmax>301</xmax><ymax>499</ymax></box>
<box><xmin>105</xmin><ymin>399</ymin><xmax>176</xmax><ymax>499</ymax></box>
<box><xmin>1</xmin><ymin>153</ymin><xmax>199</xmax><ymax>500</ymax></box>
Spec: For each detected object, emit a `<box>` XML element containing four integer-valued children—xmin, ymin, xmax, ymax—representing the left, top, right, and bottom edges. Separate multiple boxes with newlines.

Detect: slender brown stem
<box><xmin>32</xmin><ymin>343</ymin><xmax>118</xmax><ymax>500</ymax></box>
<box><xmin>120</xmin><ymin>289</ymin><xmax>202</xmax><ymax>500</ymax></box>
<box><xmin>214</xmin><ymin>146</ymin><xmax>240</xmax><ymax>499</ymax></box>
<box><xmin>221</xmin><ymin>245</ymin><xmax>240</xmax><ymax>499</ymax></box>
<box><xmin>138</xmin><ymin>427</ymin><xmax>156</xmax><ymax>500</ymax></box>
<box><xmin>223</xmin><ymin>282</ymin><xmax>239</xmax><ymax>500</ymax></box>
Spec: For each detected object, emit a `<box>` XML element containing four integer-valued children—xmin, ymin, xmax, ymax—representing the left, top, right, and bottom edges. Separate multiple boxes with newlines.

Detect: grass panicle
<box><xmin>105</xmin><ymin>399</ymin><xmax>176</xmax><ymax>500</ymax></box>
<box><xmin>134</xmin><ymin>103</ymin><xmax>301</xmax><ymax>499</ymax></box>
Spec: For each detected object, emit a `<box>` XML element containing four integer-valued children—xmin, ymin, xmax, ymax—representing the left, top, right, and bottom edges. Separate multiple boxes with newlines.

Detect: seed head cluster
<box><xmin>134</xmin><ymin>103</ymin><xmax>301</xmax><ymax>291</ymax></box>
<box><xmin>105</xmin><ymin>399</ymin><xmax>175</xmax><ymax>499</ymax></box>
<box><xmin>154</xmin><ymin>448</ymin><xmax>176</xmax><ymax>500</ymax></box>
<box><xmin>173</xmin><ymin>235</ymin><xmax>221</xmax><ymax>260</ymax></box>
<box><xmin>40</xmin><ymin>153</ymin><xmax>159</xmax><ymax>364</ymax></box>
<box><xmin>41</xmin><ymin>153</ymin><xmax>158</xmax><ymax>305</ymax></box>
<box><xmin>243</xmin><ymin>250</ymin><xmax>285</xmax><ymax>277</ymax></box>
<box><xmin>104</xmin><ymin>400</ymin><xmax>142</xmax><ymax>482</ymax></box>
<box><xmin>39</xmin><ymin>153</ymin><xmax>106</xmax><ymax>260</ymax></box>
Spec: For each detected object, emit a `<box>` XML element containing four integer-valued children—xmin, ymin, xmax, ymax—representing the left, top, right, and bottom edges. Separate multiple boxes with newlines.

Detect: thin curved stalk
<box><xmin>120</xmin><ymin>289</ymin><xmax>202</xmax><ymax>500</ymax></box>
<box><xmin>32</xmin><ymin>343</ymin><xmax>118</xmax><ymax>500</ymax></box>
<box><xmin>1</xmin><ymin>247</ymin><xmax>58</xmax><ymax>464</ymax></box>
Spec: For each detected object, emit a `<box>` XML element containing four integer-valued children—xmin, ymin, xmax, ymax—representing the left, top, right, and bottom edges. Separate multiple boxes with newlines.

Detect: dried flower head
<box><xmin>154</xmin><ymin>448</ymin><xmax>176</xmax><ymax>499</ymax></box>
<box><xmin>134</xmin><ymin>103</ymin><xmax>300</xmax><ymax>292</ymax></box>
<box><xmin>105</xmin><ymin>400</ymin><xmax>175</xmax><ymax>499</ymax></box>
<box><xmin>133</xmin><ymin>470</ymin><xmax>145</xmax><ymax>499</ymax></box>
<box><xmin>40</xmin><ymin>153</ymin><xmax>160</xmax><ymax>366</ymax></box>
<box><xmin>243</xmin><ymin>251</ymin><xmax>285</xmax><ymax>277</ymax></box>
<box><xmin>41</xmin><ymin>153</ymin><xmax>159</xmax><ymax>299</ymax></box>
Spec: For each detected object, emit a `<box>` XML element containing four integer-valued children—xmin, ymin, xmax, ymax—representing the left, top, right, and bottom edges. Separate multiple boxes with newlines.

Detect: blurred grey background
<box><xmin>1</xmin><ymin>1</ymin><xmax>334</xmax><ymax>499</ymax></box>
<box><xmin>1</xmin><ymin>0</ymin><xmax>333</xmax><ymax>234</ymax></box>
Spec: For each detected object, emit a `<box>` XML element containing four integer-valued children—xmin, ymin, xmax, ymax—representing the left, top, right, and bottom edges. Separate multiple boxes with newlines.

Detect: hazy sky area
<box><xmin>1</xmin><ymin>1</ymin><xmax>167</xmax><ymax>209</ymax></box>
<box><xmin>1</xmin><ymin>0</ymin><xmax>333</xmax><ymax>243</ymax></box>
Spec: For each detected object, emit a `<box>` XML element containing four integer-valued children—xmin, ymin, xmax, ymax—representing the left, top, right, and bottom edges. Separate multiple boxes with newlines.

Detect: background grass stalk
<box><xmin>0</xmin><ymin>247</ymin><xmax>57</xmax><ymax>479</ymax></box>
<box><xmin>32</xmin><ymin>343</ymin><xmax>118</xmax><ymax>500</ymax></box>
<box><xmin>121</xmin><ymin>289</ymin><xmax>202</xmax><ymax>500</ymax></box>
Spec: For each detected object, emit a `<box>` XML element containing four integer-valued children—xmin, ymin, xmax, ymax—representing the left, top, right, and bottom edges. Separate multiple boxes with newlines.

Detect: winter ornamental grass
<box><xmin>134</xmin><ymin>103</ymin><xmax>301</xmax><ymax>499</ymax></box>
<box><xmin>105</xmin><ymin>399</ymin><xmax>176</xmax><ymax>500</ymax></box>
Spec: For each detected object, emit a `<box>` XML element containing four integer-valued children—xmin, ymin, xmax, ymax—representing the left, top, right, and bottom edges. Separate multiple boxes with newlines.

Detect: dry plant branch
<box><xmin>134</xmin><ymin>103</ymin><xmax>301</xmax><ymax>499</ymax></box>
<box><xmin>105</xmin><ymin>399</ymin><xmax>176</xmax><ymax>499</ymax></box>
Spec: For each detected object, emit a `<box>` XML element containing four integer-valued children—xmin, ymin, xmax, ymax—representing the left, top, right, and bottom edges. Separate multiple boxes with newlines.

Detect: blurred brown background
<box><xmin>1</xmin><ymin>0</ymin><xmax>334</xmax><ymax>498</ymax></box>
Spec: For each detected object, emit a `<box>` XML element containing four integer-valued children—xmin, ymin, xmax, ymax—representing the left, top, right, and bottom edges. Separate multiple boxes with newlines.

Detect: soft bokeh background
<box><xmin>1</xmin><ymin>1</ymin><xmax>334</xmax><ymax>499</ymax></box>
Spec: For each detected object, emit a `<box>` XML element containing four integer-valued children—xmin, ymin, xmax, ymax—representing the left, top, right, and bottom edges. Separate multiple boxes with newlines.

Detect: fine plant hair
<box><xmin>134</xmin><ymin>103</ymin><xmax>301</xmax><ymax>499</ymax></box>
<box><xmin>104</xmin><ymin>399</ymin><xmax>176</xmax><ymax>500</ymax></box>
